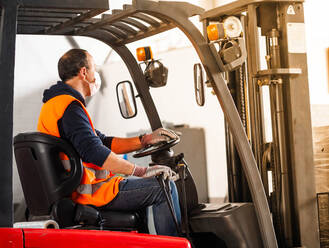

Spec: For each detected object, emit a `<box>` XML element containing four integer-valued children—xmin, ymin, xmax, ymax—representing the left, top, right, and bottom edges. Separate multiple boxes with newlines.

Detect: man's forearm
<box><xmin>110</xmin><ymin>136</ymin><xmax>142</xmax><ymax>154</ymax></box>
<box><xmin>101</xmin><ymin>152</ymin><xmax>135</xmax><ymax>174</ymax></box>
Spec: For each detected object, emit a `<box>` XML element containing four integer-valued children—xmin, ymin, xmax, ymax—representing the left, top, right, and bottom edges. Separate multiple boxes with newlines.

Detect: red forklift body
<box><xmin>0</xmin><ymin>228</ymin><xmax>191</xmax><ymax>248</ymax></box>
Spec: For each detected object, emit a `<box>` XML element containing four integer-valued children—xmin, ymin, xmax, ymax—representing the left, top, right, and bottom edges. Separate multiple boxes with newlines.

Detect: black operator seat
<box><xmin>14</xmin><ymin>132</ymin><xmax>146</xmax><ymax>231</ymax></box>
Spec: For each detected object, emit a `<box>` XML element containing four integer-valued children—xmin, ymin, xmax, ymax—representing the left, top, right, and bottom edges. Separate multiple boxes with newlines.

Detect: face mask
<box><xmin>88</xmin><ymin>71</ymin><xmax>102</xmax><ymax>96</ymax></box>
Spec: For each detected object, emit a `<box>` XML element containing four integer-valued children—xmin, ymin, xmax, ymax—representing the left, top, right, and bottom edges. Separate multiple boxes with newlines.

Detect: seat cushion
<box><xmin>52</xmin><ymin>198</ymin><xmax>141</xmax><ymax>230</ymax></box>
<box><xmin>100</xmin><ymin>210</ymin><xmax>140</xmax><ymax>230</ymax></box>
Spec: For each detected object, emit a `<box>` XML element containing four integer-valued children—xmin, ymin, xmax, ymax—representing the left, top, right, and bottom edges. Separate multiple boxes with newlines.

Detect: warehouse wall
<box><xmin>13</xmin><ymin>0</ymin><xmax>329</xmax><ymax>207</ymax></box>
<box><xmin>13</xmin><ymin>33</ymin><xmax>227</xmax><ymax>204</ymax></box>
<box><xmin>13</xmin><ymin>35</ymin><xmax>118</xmax><ymax>203</ymax></box>
<box><xmin>304</xmin><ymin>0</ymin><xmax>329</xmax><ymax>105</ymax></box>
<box><xmin>87</xmin><ymin>44</ymin><xmax>227</xmax><ymax>202</ymax></box>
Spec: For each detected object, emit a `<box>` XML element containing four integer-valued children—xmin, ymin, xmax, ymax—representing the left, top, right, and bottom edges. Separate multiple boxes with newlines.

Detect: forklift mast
<box><xmin>201</xmin><ymin>1</ymin><xmax>319</xmax><ymax>247</ymax></box>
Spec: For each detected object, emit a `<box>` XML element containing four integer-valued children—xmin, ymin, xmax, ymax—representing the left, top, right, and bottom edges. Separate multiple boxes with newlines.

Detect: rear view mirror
<box><xmin>116</xmin><ymin>80</ymin><xmax>137</xmax><ymax>119</ymax></box>
<box><xmin>194</xmin><ymin>63</ymin><xmax>205</xmax><ymax>106</ymax></box>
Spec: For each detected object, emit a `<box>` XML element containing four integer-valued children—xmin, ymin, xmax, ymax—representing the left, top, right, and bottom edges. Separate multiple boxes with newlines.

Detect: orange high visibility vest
<box><xmin>37</xmin><ymin>94</ymin><xmax>123</xmax><ymax>207</ymax></box>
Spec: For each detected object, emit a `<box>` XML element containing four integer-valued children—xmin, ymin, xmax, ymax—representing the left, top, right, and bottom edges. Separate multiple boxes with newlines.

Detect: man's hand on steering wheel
<box><xmin>134</xmin><ymin>128</ymin><xmax>180</xmax><ymax>158</ymax></box>
<box><xmin>140</xmin><ymin>128</ymin><xmax>179</xmax><ymax>148</ymax></box>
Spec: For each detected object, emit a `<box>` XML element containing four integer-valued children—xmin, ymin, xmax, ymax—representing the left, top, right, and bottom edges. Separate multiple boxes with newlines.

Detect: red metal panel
<box><xmin>0</xmin><ymin>228</ymin><xmax>24</xmax><ymax>248</ymax></box>
<box><xmin>24</xmin><ymin>229</ymin><xmax>191</xmax><ymax>248</ymax></box>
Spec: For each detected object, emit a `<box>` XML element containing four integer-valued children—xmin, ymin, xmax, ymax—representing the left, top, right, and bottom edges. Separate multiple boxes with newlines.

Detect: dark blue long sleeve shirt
<box><xmin>42</xmin><ymin>81</ymin><xmax>113</xmax><ymax>167</ymax></box>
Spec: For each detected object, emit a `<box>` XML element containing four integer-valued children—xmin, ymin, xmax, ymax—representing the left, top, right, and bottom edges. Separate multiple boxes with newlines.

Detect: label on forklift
<box><xmin>287</xmin><ymin>5</ymin><xmax>296</xmax><ymax>15</ymax></box>
<box><xmin>287</xmin><ymin>23</ymin><xmax>306</xmax><ymax>54</ymax></box>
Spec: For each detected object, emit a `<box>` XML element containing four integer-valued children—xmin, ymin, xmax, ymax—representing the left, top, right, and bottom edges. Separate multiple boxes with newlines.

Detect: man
<box><xmin>37</xmin><ymin>48</ymin><xmax>181</xmax><ymax>236</ymax></box>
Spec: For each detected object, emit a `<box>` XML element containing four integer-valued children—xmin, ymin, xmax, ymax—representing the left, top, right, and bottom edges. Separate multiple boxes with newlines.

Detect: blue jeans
<box><xmin>100</xmin><ymin>177</ymin><xmax>181</xmax><ymax>236</ymax></box>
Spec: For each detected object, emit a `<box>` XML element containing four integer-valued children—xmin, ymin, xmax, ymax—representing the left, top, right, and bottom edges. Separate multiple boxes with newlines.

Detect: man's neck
<box><xmin>65</xmin><ymin>78</ymin><xmax>88</xmax><ymax>99</ymax></box>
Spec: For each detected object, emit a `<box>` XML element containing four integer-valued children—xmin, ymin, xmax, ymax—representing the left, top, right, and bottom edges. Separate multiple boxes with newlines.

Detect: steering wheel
<box><xmin>133</xmin><ymin>138</ymin><xmax>180</xmax><ymax>158</ymax></box>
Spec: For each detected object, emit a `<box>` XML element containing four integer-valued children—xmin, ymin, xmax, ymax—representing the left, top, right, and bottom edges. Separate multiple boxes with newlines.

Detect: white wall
<box><xmin>13</xmin><ymin>0</ymin><xmax>328</xmax><ymax>204</ymax></box>
<box><xmin>304</xmin><ymin>0</ymin><xmax>329</xmax><ymax>105</ymax></box>
<box><xmin>94</xmin><ymin>0</ymin><xmax>228</xmax><ymax>201</ymax></box>
<box><xmin>14</xmin><ymin>35</ymin><xmax>69</xmax><ymax>202</ymax></box>
<box><xmin>13</xmin><ymin>35</ymin><xmax>118</xmax><ymax>202</ymax></box>
<box><xmin>13</xmin><ymin>1</ymin><xmax>229</xmax><ymax>204</ymax></box>
<box><xmin>13</xmin><ymin>37</ymin><xmax>227</xmax><ymax>203</ymax></box>
<box><xmin>87</xmin><ymin>44</ymin><xmax>227</xmax><ymax>201</ymax></box>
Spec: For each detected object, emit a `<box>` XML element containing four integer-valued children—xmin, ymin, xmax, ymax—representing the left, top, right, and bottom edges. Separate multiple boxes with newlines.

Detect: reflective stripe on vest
<box><xmin>61</xmin><ymin>162</ymin><xmax>110</xmax><ymax>180</ymax></box>
<box><xmin>76</xmin><ymin>176</ymin><xmax>119</xmax><ymax>195</ymax></box>
<box><xmin>86</xmin><ymin>167</ymin><xmax>110</xmax><ymax>179</ymax></box>
<box><xmin>37</xmin><ymin>94</ymin><xmax>123</xmax><ymax>207</ymax></box>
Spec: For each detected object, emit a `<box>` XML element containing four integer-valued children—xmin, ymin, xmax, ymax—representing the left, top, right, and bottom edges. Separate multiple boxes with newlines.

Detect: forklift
<box><xmin>0</xmin><ymin>0</ymin><xmax>321</xmax><ymax>247</ymax></box>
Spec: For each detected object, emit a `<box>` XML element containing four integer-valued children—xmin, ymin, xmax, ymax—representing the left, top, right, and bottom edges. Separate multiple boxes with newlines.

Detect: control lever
<box><xmin>177</xmin><ymin>157</ymin><xmax>191</xmax><ymax>240</ymax></box>
<box><xmin>163</xmin><ymin>153</ymin><xmax>191</xmax><ymax>238</ymax></box>
<box><xmin>154</xmin><ymin>153</ymin><xmax>191</xmax><ymax>238</ymax></box>
<box><xmin>156</xmin><ymin>175</ymin><xmax>181</xmax><ymax>235</ymax></box>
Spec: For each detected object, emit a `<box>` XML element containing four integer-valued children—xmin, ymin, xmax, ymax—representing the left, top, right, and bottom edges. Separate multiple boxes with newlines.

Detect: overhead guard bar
<box><xmin>14</xmin><ymin>0</ymin><xmax>201</xmax><ymax>46</ymax></box>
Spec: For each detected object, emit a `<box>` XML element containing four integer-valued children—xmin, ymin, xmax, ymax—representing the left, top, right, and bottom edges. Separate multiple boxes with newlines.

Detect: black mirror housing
<box><xmin>144</xmin><ymin>60</ymin><xmax>168</xmax><ymax>88</ymax></box>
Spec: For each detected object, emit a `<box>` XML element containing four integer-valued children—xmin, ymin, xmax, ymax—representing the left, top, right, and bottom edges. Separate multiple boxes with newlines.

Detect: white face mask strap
<box><xmin>94</xmin><ymin>71</ymin><xmax>102</xmax><ymax>90</ymax></box>
<box><xmin>89</xmin><ymin>71</ymin><xmax>102</xmax><ymax>96</ymax></box>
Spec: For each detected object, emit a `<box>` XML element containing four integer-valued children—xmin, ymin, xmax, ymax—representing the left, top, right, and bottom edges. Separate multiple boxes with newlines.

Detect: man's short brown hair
<box><xmin>58</xmin><ymin>49</ymin><xmax>89</xmax><ymax>82</ymax></box>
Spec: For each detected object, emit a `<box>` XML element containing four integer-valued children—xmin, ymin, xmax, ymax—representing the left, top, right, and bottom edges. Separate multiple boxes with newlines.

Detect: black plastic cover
<box><xmin>14</xmin><ymin>132</ymin><xmax>83</xmax><ymax>216</ymax></box>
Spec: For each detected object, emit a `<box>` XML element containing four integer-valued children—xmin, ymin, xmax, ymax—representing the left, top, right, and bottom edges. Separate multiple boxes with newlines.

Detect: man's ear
<box><xmin>79</xmin><ymin>67</ymin><xmax>87</xmax><ymax>79</ymax></box>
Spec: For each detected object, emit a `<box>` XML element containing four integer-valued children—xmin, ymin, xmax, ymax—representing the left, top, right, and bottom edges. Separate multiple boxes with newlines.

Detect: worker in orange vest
<box><xmin>38</xmin><ymin>49</ymin><xmax>181</xmax><ymax>236</ymax></box>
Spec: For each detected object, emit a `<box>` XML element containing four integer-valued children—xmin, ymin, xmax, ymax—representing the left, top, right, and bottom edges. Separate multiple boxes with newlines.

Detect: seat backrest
<box><xmin>14</xmin><ymin>132</ymin><xmax>83</xmax><ymax>216</ymax></box>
